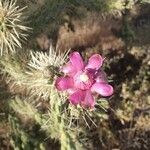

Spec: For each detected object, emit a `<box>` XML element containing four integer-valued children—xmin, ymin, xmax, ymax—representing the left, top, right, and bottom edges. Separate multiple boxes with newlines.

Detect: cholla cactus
<box><xmin>9</xmin><ymin>91</ymin><xmax>82</xmax><ymax>149</ymax></box>
<box><xmin>0</xmin><ymin>46</ymin><xmax>70</xmax><ymax>100</ymax></box>
<box><xmin>26</xmin><ymin>47</ymin><xmax>70</xmax><ymax>99</ymax></box>
<box><xmin>0</xmin><ymin>0</ymin><xmax>30</xmax><ymax>55</ymax></box>
<box><xmin>28</xmin><ymin>46</ymin><xmax>70</xmax><ymax>71</ymax></box>
<box><xmin>140</xmin><ymin>0</ymin><xmax>150</xmax><ymax>3</ymax></box>
<box><xmin>1</xmin><ymin>45</ymin><xmax>113</xmax><ymax>149</ymax></box>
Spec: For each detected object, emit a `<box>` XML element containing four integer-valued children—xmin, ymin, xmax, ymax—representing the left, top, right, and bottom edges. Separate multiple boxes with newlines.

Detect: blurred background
<box><xmin>0</xmin><ymin>0</ymin><xmax>150</xmax><ymax>149</ymax></box>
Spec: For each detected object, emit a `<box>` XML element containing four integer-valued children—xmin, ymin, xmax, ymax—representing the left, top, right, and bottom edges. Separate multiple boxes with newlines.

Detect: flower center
<box><xmin>79</xmin><ymin>73</ymin><xmax>89</xmax><ymax>82</ymax></box>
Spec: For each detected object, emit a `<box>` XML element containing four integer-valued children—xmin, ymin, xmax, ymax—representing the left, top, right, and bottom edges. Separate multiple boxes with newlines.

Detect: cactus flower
<box><xmin>55</xmin><ymin>52</ymin><xmax>113</xmax><ymax>108</ymax></box>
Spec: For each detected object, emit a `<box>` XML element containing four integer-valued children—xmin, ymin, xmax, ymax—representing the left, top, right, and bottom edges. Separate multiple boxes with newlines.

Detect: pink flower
<box><xmin>55</xmin><ymin>52</ymin><xmax>113</xmax><ymax>108</ymax></box>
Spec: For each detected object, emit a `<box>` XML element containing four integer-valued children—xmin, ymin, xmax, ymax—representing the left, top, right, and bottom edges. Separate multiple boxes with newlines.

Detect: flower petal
<box><xmin>91</xmin><ymin>82</ymin><xmax>113</xmax><ymax>97</ymax></box>
<box><xmin>86</xmin><ymin>54</ymin><xmax>104</xmax><ymax>70</ymax></box>
<box><xmin>61</xmin><ymin>62</ymin><xmax>77</xmax><ymax>76</ymax></box>
<box><xmin>67</xmin><ymin>88</ymin><xmax>77</xmax><ymax>94</ymax></box>
<box><xmin>73</xmin><ymin>71</ymin><xmax>93</xmax><ymax>90</ymax></box>
<box><xmin>55</xmin><ymin>77</ymin><xmax>73</xmax><ymax>91</ymax></box>
<box><xmin>95</xmin><ymin>70</ymin><xmax>108</xmax><ymax>83</ymax></box>
<box><xmin>81</xmin><ymin>90</ymin><xmax>95</xmax><ymax>108</ymax></box>
<box><xmin>69</xmin><ymin>52</ymin><xmax>84</xmax><ymax>71</ymax></box>
<box><xmin>69</xmin><ymin>90</ymin><xmax>85</xmax><ymax>105</ymax></box>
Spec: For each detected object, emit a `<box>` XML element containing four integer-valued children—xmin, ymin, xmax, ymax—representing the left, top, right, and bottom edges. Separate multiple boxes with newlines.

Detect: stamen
<box><xmin>79</xmin><ymin>73</ymin><xmax>89</xmax><ymax>82</ymax></box>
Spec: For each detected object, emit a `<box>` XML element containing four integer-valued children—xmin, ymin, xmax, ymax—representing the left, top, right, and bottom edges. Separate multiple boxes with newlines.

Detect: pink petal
<box><xmin>73</xmin><ymin>71</ymin><xmax>93</xmax><ymax>90</ymax></box>
<box><xmin>86</xmin><ymin>54</ymin><xmax>104</xmax><ymax>70</ymax></box>
<box><xmin>95</xmin><ymin>70</ymin><xmax>108</xmax><ymax>83</ymax></box>
<box><xmin>69</xmin><ymin>90</ymin><xmax>85</xmax><ymax>105</ymax></box>
<box><xmin>81</xmin><ymin>90</ymin><xmax>95</xmax><ymax>108</ymax></box>
<box><xmin>69</xmin><ymin>52</ymin><xmax>84</xmax><ymax>71</ymax></box>
<box><xmin>55</xmin><ymin>77</ymin><xmax>73</xmax><ymax>91</ymax></box>
<box><xmin>91</xmin><ymin>82</ymin><xmax>113</xmax><ymax>97</ymax></box>
<box><xmin>67</xmin><ymin>88</ymin><xmax>77</xmax><ymax>94</ymax></box>
<box><xmin>61</xmin><ymin>62</ymin><xmax>77</xmax><ymax>76</ymax></box>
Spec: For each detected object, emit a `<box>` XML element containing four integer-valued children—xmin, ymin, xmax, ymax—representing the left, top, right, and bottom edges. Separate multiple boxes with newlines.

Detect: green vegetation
<box><xmin>0</xmin><ymin>0</ymin><xmax>150</xmax><ymax>149</ymax></box>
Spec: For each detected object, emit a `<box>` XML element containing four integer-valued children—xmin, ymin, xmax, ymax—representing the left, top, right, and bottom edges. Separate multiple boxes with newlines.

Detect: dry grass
<box><xmin>56</xmin><ymin>12</ymin><xmax>125</xmax><ymax>52</ymax></box>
